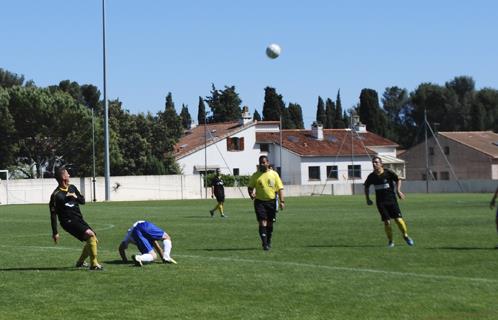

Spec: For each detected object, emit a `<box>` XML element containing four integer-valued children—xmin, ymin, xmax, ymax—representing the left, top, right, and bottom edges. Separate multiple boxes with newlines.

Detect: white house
<box><xmin>174</xmin><ymin>107</ymin><xmax>260</xmax><ymax>176</ymax></box>
<box><xmin>174</xmin><ymin>111</ymin><xmax>404</xmax><ymax>185</ymax></box>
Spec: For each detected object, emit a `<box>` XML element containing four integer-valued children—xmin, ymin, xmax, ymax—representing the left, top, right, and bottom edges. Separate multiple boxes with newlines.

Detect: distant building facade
<box><xmin>399</xmin><ymin>131</ymin><xmax>498</xmax><ymax>181</ymax></box>
<box><xmin>174</xmin><ymin>111</ymin><xmax>405</xmax><ymax>185</ymax></box>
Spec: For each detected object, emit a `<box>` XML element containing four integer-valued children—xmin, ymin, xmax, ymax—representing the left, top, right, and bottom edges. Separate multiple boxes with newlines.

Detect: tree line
<box><xmin>356</xmin><ymin>76</ymin><xmax>498</xmax><ymax>148</ymax></box>
<box><xmin>0</xmin><ymin>68</ymin><xmax>496</xmax><ymax>178</ymax></box>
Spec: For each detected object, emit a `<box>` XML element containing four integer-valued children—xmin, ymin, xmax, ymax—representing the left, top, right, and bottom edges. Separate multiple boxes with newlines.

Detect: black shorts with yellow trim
<box><xmin>60</xmin><ymin>216</ymin><xmax>93</xmax><ymax>241</ymax></box>
<box><xmin>376</xmin><ymin>201</ymin><xmax>402</xmax><ymax>221</ymax></box>
<box><xmin>254</xmin><ymin>199</ymin><xmax>277</xmax><ymax>222</ymax></box>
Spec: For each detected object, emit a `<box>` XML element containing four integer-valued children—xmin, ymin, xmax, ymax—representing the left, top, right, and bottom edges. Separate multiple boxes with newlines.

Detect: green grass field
<box><xmin>0</xmin><ymin>194</ymin><xmax>497</xmax><ymax>320</ymax></box>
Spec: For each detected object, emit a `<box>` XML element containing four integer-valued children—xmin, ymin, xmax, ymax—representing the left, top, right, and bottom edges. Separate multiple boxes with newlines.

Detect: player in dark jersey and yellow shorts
<box><xmin>49</xmin><ymin>166</ymin><xmax>103</xmax><ymax>270</ymax></box>
<box><xmin>209</xmin><ymin>169</ymin><xmax>226</xmax><ymax>218</ymax></box>
<box><xmin>364</xmin><ymin>156</ymin><xmax>414</xmax><ymax>248</ymax></box>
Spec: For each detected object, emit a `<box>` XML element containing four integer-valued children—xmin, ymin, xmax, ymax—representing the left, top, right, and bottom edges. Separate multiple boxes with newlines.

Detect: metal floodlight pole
<box><xmin>424</xmin><ymin>109</ymin><xmax>429</xmax><ymax>193</ymax></box>
<box><xmin>91</xmin><ymin>107</ymin><xmax>97</xmax><ymax>202</ymax></box>
<box><xmin>204</xmin><ymin>113</ymin><xmax>208</xmax><ymax>199</ymax></box>
<box><xmin>351</xmin><ymin>118</ymin><xmax>355</xmax><ymax>195</ymax></box>
<box><xmin>279</xmin><ymin>114</ymin><xmax>283</xmax><ymax>178</ymax></box>
<box><xmin>102</xmin><ymin>0</ymin><xmax>111</xmax><ymax>200</ymax></box>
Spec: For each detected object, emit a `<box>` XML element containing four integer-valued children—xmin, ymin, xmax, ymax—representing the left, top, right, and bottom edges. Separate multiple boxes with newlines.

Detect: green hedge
<box><xmin>205</xmin><ymin>174</ymin><xmax>250</xmax><ymax>187</ymax></box>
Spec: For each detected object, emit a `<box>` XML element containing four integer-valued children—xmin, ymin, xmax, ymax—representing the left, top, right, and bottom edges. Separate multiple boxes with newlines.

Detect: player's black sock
<box><xmin>259</xmin><ymin>225</ymin><xmax>268</xmax><ymax>247</ymax></box>
<box><xmin>267</xmin><ymin>225</ymin><xmax>273</xmax><ymax>247</ymax></box>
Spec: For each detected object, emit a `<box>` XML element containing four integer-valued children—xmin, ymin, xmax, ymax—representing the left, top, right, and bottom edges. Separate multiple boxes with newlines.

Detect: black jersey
<box><xmin>211</xmin><ymin>176</ymin><xmax>225</xmax><ymax>196</ymax></box>
<box><xmin>364</xmin><ymin>169</ymin><xmax>399</xmax><ymax>203</ymax></box>
<box><xmin>49</xmin><ymin>184</ymin><xmax>85</xmax><ymax>233</ymax></box>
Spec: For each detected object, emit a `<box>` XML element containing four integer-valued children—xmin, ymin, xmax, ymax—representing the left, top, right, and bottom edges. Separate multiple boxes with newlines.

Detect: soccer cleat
<box><xmin>387</xmin><ymin>241</ymin><xmax>395</xmax><ymax>248</ymax></box>
<box><xmin>404</xmin><ymin>236</ymin><xmax>414</xmax><ymax>246</ymax></box>
<box><xmin>209</xmin><ymin>210</ymin><xmax>214</xmax><ymax>217</ymax></box>
<box><xmin>162</xmin><ymin>257</ymin><xmax>177</xmax><ymax>264</ymax></box>
<box><xmin>75</xmin><ymin>261</ymin><xmax>89</xmax><ymax>268</ymax></box>
<box><xmin>262</xmin><ymin>244</ymin><xmax>270</xmax><ymax>251</ymax></box>
<box><xmin>132</xmin><ymin>254</ymin><xmax>143</xmax><ymax>267</ymax></box>
<box><xmin>221</xmin><ymin>214</ymin><xmax>226</xmax><ymax>218</ymax></box>
<box><xmin>89</xmin><ymin>264</ymin><xmax>103</xmax><ymax>271</ymax></box>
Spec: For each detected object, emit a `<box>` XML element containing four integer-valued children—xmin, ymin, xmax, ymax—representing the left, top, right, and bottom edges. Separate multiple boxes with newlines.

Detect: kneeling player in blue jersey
<box><xmin>118</xmin><ymin>220</ymin><xmax>177</xmax><ymax>266</ymax></box>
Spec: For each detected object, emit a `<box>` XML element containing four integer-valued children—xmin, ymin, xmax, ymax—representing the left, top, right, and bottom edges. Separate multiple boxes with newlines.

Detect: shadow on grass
<box><xmin>189</xmin><ymin>247</ymin><xmax>258</xmax><ymax>252</ymax></box>
<box><xmin>103</xmin><ymin>259</ymin><xmax>133</xmax><ymax>265</ymax></box>
<box><xmin>183</xmin><ymin>216</ymin><xmax>218</xmax><ymax>219</ymax></box>
<box><xmin>306</xmin><ymin>244</ymin><xmax>380</xmax><ymax>248</ymax></box>
<box><xmin>0</xmin><ymin>266</ymin><xmax>78</xmax><ymax>272</ymax></box>
<box><xmin>427</xmin><ymin>246</ymin><xmax>497</xmax><ymax>251</ymax></box>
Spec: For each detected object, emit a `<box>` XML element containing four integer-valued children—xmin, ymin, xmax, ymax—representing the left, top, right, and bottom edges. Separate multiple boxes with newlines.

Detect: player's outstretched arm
<box><xmin>364</xmin><ymin>186</ymin><xmax>373</xmax><ymax>205</ymax></box>
<box><xmin>396</xmin><ymin>180</ymin><xmax>406</xmax><ymax>200</ymax></box>
<box><xmin>248</xmin><ymin>187</ymin><xmax>255</xmax><ymax>200</ymax></box>
<box><xmin>153</xmin><ymin>240</ymin><xmax>164</xmax><ymax>259</ymax></box>
<box><xmin>118</xmin><ymin>242</ymin><xmax>128</xmax><ymax>262</ymax></box>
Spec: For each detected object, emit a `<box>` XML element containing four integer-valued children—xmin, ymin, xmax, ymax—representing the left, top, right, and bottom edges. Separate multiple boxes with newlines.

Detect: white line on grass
<box><xmin>2</xmin><ymin>244</ymin><xmax>496</xmax><ymax>284</ymax></box>
<box><xmin>178</xmin><ymin>254</ymin><xmax>498</xmax><ymax>284</ymax></box>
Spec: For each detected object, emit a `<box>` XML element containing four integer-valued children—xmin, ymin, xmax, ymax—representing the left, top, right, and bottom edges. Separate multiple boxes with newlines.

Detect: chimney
<box><xmin>239</xmin><ymin>106</ymin><xmax>252</xmax><ymax>125</ymax></box>
<box><xmin>351</xmin><ymin>113</ymin><xmax>366</xmax><ymax>132</ymax></box>
<box><xmin>311</xmin><ymin>122</ymin><xmax>324</xmax><ymax>141</ymax></box>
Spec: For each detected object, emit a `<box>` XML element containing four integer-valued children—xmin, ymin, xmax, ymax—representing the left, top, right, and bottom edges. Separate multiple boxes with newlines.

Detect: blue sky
<box><xmin>2</xmin><ymin>1</ymin><xmax>497</xmax><ymax>127</ymax></box>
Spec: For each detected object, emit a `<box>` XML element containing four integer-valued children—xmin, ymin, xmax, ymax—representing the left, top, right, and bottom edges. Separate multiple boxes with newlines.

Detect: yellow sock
<box><xmin>395</xmin><ymin>218</ymin><xmax>408</xmax><ymax>237</ymax></box>
<box><xmin>77</xmin><ymin>244</ymin><xmax>90</xmax><ymax>264</ymax></box>
<box><xmin>87</xmin><ymin>236</ymin><xmax>99</xmax><ymax>267</ymax></box>
<box><xmin>384</xmin><ymin>224</ymin><xmax>393</xmax><ymax>242</ymax></box>
<box><xmin>219</xmin><ymin>203</ymin><xmax>224</xmax><ymax>214</ymax></box>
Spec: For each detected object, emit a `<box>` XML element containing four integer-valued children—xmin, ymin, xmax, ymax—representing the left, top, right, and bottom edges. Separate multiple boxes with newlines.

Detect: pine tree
<box><xmin>359</xmin><ymin>88</ymin><xmax>387</xmax><ymax>136</ymax></box>
<box><xmin>262</xmin><ymin>86</ymin><xmax>285</xmax><ymax>121</ymax></box>
<box><xmin>197</xmin><ymin>96</ymin><xmax>206</xmax><ymax>124</ymax></box>
<box><xmin>288</xmin><ymin>103</ymin><xmax>304</xmax><ymax>129</ymax></box>
<box><xmin>180</xmin><ymin>104</ymin><xmax>192</xmax><ymax>129</ymax></box>
<box><xmin>315</xmin><ymin>96</ymin><xmax>326</xmax><ymax>125</ymax></box>
<box><xmin>162</xmin><ymin>92</ymin><xmax>183</xmax><ymax>141</ymax></box>
<box><xmin>253</xmin><ymin>109</ymin><xmax>261</xmax><ymax>121</ymax></box>
<box><xmin>205</xmin><ymin>84</ymin><xmax>242</xmax><ymax>122</ymax></box>
<box><xmin>334</xmin><ymin>90</ymin><xmax>346</xmax><ymax>128</ymax></box>
<box><xmin>325</xmin><ymin>98</ymin><xmax>335</xmax><ymax>128</ymax></box>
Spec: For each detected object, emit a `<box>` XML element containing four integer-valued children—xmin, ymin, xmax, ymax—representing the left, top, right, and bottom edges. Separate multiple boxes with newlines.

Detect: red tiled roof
<box><xmin>175</xmin><ymin>120</ymin><xmax>399</xmax><ymax>159</ymax></box>
<box><xmin>439</xmin><ymin>131</ymin><xmax>498</xmax><ymax>158</ymax></box>
<box><xmin>257</xmin><ymin>129</ymin><xmax>398</xmax><ymax>157</ymax></box>
<box><xmin>174</xmin><ymin>121</ymin><xmax>255</xmax><ymax>159</ymax></box>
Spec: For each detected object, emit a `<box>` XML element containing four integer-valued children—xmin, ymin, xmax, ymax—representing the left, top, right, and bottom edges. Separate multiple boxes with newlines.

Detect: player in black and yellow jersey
<box><xmin>209</xmin><ymin>169</ymin><xmax>226</xmax><ymax>218</ymax></box>
<box><xmin>490</xmin><ymin>186</ymin><xmax>498</xmax><ymax>248</ymax></box>
<box><xmin>49</xmin><ymin>166</ymin><xmax>103</xmax><ymax>270</ymax></box>
<box><xmin>364</xmin><ymin>156</ymin><xmax>414</xmax><ymax>248</ymax></box>
<box><xmin>248</xmin><ymin>155</ymin><xmax>285</xmax><ymax>251</ymax></box>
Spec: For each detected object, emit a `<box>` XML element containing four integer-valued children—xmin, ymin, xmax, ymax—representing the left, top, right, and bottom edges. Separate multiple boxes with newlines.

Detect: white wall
<box><xmin>300</xmin><ymin>156</ymin><xmax>372</xmax><ymax>185</ymax></box>
<box><xmin>368</xmin><ymin>146</ymin><xmax>397</xmax><ymax>157</ymax></box>
<box><xmin>1</xmin><ymin>176</ymin><xmax>496</xmax><ymax>205</ymax></box>
<box><xmin>281</xmin><ymin>151</ymin><xmax>302</xmax><ymax>185</ymax></box>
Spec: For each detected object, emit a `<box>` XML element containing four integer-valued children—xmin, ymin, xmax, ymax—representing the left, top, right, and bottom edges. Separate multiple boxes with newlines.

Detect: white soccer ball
<box><xmin>266</xmin><ymin>43</ymin><xmax>281</xmax><ymax>59</ymax></box>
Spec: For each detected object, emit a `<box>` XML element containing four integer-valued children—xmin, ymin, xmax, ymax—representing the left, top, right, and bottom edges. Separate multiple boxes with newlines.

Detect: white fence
<box><xmin>0</xmin><ymin>175</ymin><xmax>496</xmax><ymax>205</ymax></box>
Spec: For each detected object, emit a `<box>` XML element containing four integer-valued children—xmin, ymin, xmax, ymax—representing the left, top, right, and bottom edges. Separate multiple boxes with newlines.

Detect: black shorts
<box><xmin>215</xmin><ymin>193</ymin><xmax>225</xmax><ymax>203</ymax></box>
<box><xmin>376</xmin><ymin>201</ymin><xmax>402</xmax><ymax>221</ymax></box>
<box><xmin>254</xmin><ymin>199</ymin><xmax>276</xmax><ymax>222</ymax></box>
<box><xmin>60</xmin><ymin>216</ymin><xmax>93</xmax><ymax>241</ymax></box>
